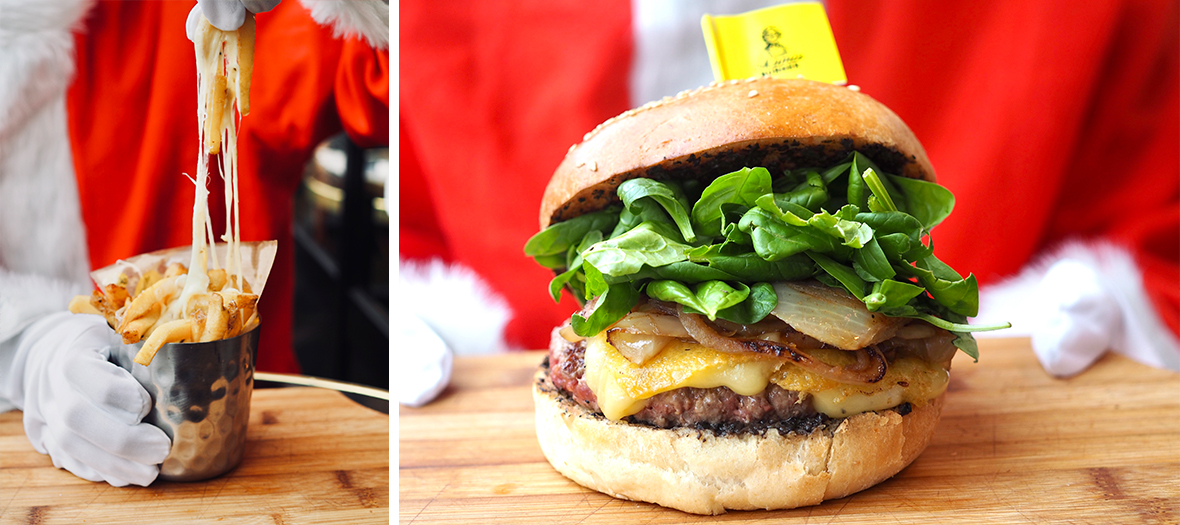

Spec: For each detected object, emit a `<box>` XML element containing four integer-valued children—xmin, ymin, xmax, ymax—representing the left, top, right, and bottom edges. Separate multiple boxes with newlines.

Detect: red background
<box><xmin>401</xmin><ymin>1</ymin><xmax>1179</xmax><ymax>350</ymax></box>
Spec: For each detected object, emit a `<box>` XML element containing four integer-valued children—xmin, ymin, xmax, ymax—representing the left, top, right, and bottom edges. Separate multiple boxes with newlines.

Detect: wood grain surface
<box><xmin>400</xmin><ymin>338</ymin><xmax>1180</xmax><ymax>524</ymax></box>
<box><xmin>1</xmin><ymin>387</ymin><xmax>389</xmax><ymax>525</ymax></box>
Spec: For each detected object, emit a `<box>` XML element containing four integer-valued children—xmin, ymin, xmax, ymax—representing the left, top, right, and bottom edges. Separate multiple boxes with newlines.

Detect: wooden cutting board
<box><xmin>1</xmin><ymin>387</ymin><xmax>389</xmax><ymax>524</ymax></box>
<box><xmin>400</xmin><ymin>338</ymin><xmax>1180</xmax><ymax>524</ymax></box>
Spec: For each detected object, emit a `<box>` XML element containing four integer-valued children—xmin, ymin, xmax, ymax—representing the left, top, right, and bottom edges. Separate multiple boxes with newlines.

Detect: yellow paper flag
<box><xmin>702</xmin><ymin>2</ymin><xmax>846</xmax><ymax>84</ymax></box>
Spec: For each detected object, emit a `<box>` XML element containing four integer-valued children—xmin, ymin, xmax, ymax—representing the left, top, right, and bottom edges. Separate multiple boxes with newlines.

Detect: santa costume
<box><xmin>1</xmin><ymin>0</ymin><xmax>390</xmax><ymax>374</ymax></box>
<box><xmin>400</xmin><ymin>0</ymin><xmax>1178</xmax><ymax>379</ymax></box>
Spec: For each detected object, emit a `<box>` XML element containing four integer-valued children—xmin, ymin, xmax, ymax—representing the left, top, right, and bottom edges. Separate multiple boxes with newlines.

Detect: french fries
<box><xmin>135</xmin><ymin>319</ymin><xmax>194</xmax><ymax>366</ymax></box>
<box><xmin>67</xmin><ymin>295</ymin><xmax>101</xmax><ymax>316</ymax></box>
<box><xmin>69</xmin><ymin>261</ymin><xmax>259</xmax><ymax>366</ymax></box>
<box><xmin>237</xmin><ymin>15</ymin><xmax>255</xmax><ymax>116</ymax></box>
<box><xmin>66</xmin><ymin>12</ymin><xmax>265</xmax><ymax>367</ymax></box>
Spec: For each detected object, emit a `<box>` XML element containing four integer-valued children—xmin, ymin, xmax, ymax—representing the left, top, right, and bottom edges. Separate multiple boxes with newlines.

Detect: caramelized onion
<box><xmin>678</xmin><ymin>305</ymin><xmax>886</xmax><ymax>384</ymax></box>
<box><xmin>612</xmin><ymin>310</ymin><xmax>691</xmax><ymax>338</ymax></box>
<box><xmin>771</xmin><ymin>281</ymin><xmax>905</xmax><ymax>350</ymax></box>
<box><xmin>558</xmin><ymin>324</ymin><xmax>584</xmax><ymax>343</ymax></box>
<box><xmin>895</xmin><ymin>322</ymin><xmax>938</xmax><ymax>340</ymax></box>
<box><xmin>887</xmin><ymin>325</ymin><xmax>957</xmax><ymax>368</ymax></box>
<box><xmin>606</xmin><ymin>329</ymin><xmax>675</xmax><ymax>365</ymax></box>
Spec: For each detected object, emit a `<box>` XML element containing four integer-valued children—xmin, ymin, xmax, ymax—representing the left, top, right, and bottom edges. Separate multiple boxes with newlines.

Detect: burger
<box><xmin>524</xmin><ymin>77</ymin><xmax>1000</xmax><ymax>514</ymax></box>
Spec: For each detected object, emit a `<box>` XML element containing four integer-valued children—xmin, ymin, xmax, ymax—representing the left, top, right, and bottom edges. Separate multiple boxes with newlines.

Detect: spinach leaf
<box><xmin>549</xmin><ymin>265</ymin><xmax>578</xmax><ymax>302</ymax></box>
<box><xmin>861</xmin><ymin>167</ymin><xmax>899</xmax><ymax>212</ymax></box>
<box><xmin>715</xmin><ymin>282</ymin><xmax>778</xmax><ymax>324</ymax></box>
<box><xmin>888</xmin><ymin>175</ymin><xmax>955</xmax><ymax>230</ymax></box>
<box><xmin>864</xmin><ymin>279</ymin><xmax>926</xmax><ymax>312</ymax></box>
<box><xmin>777</xmin><ymin>170</ymin><xmax>829</xmax><ymax>211</ymax></box>
<box><xmin>582</xmin><ymin>221</ymin><xmax>691</xmax><ymax>277</ymax></box>
<box><xmin>875</xmin><ymin>233</ymin><xmax>914</xmax><ymax>263</ymax></box>
<box><xmin>952</xmin><ymin>332</ymin><xmax>979</xmax><ymax>361</ymax></box>
<box><xmin>846</xmin><ymin>154</ymin><xmax>870</xmax><ymax>210</ymax></box>
<box><xmin>892</xmin><ymin>259</ymin><xmax>977</xmax><ymax>316</ymax></box>
<box><xmin>571</xmin><ymin>281</ymin><xmax>640</xmax><ymax>337</ymax></box>
<box><xmin>609</xmin><ymin>261</ymin><xmax>740</xmax><ymax>284</ymax></box>
<box><xmin>524</xmin><ymin>207</ymin><xmax>619</xmax><ymax>258</ymax></box>
<box><xmin>548</xmin><ymin>229</ymin><xmax>603</xmax><ymax>302</ymax></box>
<box><xmin>611</xmin><ymin>199</ymin><xmax>674</xmax><ymax>240</ymax></box>
<box><xmin>820</xmin><ymin>161</ymin><xmax>853</xmax><ymax>184</ymax></box>
<box><xmin>807</xmin><ymin>252</ymin><xmax>868</xmax><ymax>299</ymax></box>
<box><xmin>708</xmin><ymin>220</ymin><xmax>751</xmax><ymax>248</ymax></box>
<box><xmin>647</xmin><ymin>280</ymin><xmax>750</xmax><ymax>320</ymax></box>
<box><xmin>893</xmin><ymin>254</ymin><xmax>979</xmax><ymax>317</ymax></box>
<box><xmin>571</xmin><ymin>262</ymin><xmax>640</xmax><ymax>336</ymax></box>
<box><xmin>647</xmin><ymin>280</ymin><xmax>777</xmax><ymax>324</ymax></box>
<box><xmin>532</xmin><ymin>253</ymin><xmax>568</xmax><ymax>270</ymax></box>
<box><xmin>855</xmin><ymin>212</ymin><xmax>923</xmax><ymax>240</ymax></box>
<box><xmin>691</xmin><ymin>167</ymin><xmax>772</xmax><ymax>238</ymax></box>
<box><xmin>852</xmin><ymin>237</ymin><xmax>896</xmax><ymax>282</ymax></box>
<box><xmin>756</xmin><ymin>194</ymin><xmax>812</xmax><ymax>227</ymax></box>
<box><xmin>617</xmin><ymin>178</ymin><xmax>696</xmax><ymax>242</ymax></box>
<box><xmin>739</xmin><ymin>207</ymin><xmax>840</xmax><ymax>261</ymax></box>
<box><xmin>878</xmin><ymin>303</ymin><xmax>1009</xmax><ymax>334</ymax></box>
<box><xmin>807</xmin><ymin>207</ymin><xmax>873</xmax><ymax>249</ymax></box>
<box><xmin>694</xmin><ymin>251</ymin><xmax>814</xmax><ymax>281</ymax></box>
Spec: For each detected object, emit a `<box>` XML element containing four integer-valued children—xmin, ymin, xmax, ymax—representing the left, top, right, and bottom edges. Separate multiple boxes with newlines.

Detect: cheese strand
<box><xmin>182</xmin><ymin>14</ymin><xmax>249</xmax><ymax>312</ymax></box>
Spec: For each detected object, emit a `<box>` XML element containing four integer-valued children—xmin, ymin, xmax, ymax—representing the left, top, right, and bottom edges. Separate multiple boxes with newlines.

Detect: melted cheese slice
<box><xmin>582</xmin><ymin>333</ymin><xmax>948</xmax><ymax>420</ymax></box>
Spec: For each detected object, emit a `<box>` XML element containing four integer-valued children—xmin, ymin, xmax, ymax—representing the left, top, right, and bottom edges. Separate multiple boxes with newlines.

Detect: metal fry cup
<box><xmin>110</xmin><ymin>326</ymin><xmax>259</xmax><ymax>482</ymax></box>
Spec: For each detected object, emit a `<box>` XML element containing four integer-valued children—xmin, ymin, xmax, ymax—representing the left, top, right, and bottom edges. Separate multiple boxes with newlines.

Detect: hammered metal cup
<box><xmin>110</xmin><ymin>326</ymin><xmax>259</xmax><ymax>482</ymax></box>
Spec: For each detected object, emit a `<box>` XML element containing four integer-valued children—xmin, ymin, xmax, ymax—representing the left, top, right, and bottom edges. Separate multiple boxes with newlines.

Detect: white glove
<box><xmin>186</xmin><ymin>0</ymin><xmax>280</xmax><ymax>40</ymax></box>
<box><xmin>0</xmin><ymin>312</ymin><xmax>171</xmax><ymax>486</ymax></box>
<box><xmin>395</xmin><ymin>312</ymin><xmax>453</xmax><ymax>407</ymax></box>
<box><xmin>974</xmin><ymin>242</ymin><xmax>1180</xmax><ymax>377</ymax></box>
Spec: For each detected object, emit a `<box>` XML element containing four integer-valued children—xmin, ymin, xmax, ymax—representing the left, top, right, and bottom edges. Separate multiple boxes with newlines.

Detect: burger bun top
<box><xmin>540</xmin><ymin>78</ymin><xmax>935</xmax><ymax>229</ymax></box>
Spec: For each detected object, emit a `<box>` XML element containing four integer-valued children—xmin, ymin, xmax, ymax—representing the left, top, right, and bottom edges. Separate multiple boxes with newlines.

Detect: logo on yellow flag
<box><xmin>702</xmin><ymin>2</ymin><xmax>846</xmax><ymax>84</ymax></box>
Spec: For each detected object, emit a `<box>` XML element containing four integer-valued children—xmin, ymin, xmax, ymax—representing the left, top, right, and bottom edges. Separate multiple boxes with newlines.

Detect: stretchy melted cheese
<box><xmin>177</xmin><ymin>14</ymin><xmax>255</xmax><ymax>315</ymax></box>
<box><xmin>582</xmin><ymin>332</ymin><xmax>948</xmax><ymax>420</ymax></box>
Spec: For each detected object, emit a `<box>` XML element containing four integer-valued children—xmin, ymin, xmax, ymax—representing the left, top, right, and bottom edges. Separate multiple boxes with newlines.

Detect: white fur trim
<box><xmin>398</xmin><ymin>259</ymin><xmax>512</xmax><ymax>355</ymax></box>
<box><xmin>0</xmin><ymin>268</ymin><xmax>89</xmax><ymax>344</ymax></box>
<box><xmin>298</xmin><ymin>0</ymin><xmax>388</xmax><ymax>50</ymax></box>
<box><xmin>0</xmin><ymin>0</ymin><xmax>94</xmax><ymax>287</ymax></box>
<box><xmin>0</xmin><ymin>0</ymin><xmax>94</xmax><ymax>136</ymax></box>
<box><xmin>975</xmin><ymin>241</ymin><xmax>1180</xmax><ymax>376</ymax></box>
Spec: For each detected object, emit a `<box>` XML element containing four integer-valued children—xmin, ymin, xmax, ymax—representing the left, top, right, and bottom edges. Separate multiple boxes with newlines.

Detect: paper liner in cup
<box><xmin>89</xmin><ymin>240</ymin><xmax>277</xmax><ymax>298</ymax></box>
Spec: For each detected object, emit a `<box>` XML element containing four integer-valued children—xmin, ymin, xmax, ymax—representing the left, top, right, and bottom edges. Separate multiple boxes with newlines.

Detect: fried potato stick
<box><xmin>137</xmin><ymin>269</ymin><xmax>163</xmax><ymax>297</ymax></box>
<box><xmin>68</xmin><ymin>295</ymin><xmax>101</xmax><ymax>316</ymax></box>
<box><xmin>118</xmin><ymin>275</ymin><xmax>180</xmax><ymax>344</ymax></box>
<box><xmin>237</xmin><ymin>14</ymin><xmax>255</xmax><ymax>116</ymax></box>
<box><xmin>104</xmin><ymin>283</ymin><xmax>130</xmax><ymax>308</ymax></box>
<box><xmin>164</xmin><ymin>262</ymin><xmax>188</xmax><ymax>279</ymax></box>
<box><xmin>206</xmin><ymin>74</ymin><xmax>228</xmax><ymax>155</ymax></box>
<box><xmin>84</xmin><ymin>289</ymin><xmax>120</xmax><ymax>329</ymax></box>
<box><xmin>134</xmin><ymin>319</ymin><xmax>195</xmax><ymax>366</ymax></box>
<box><xmin>201</xmin><ymin>293</ymin><xmax>229</xmax><ymax>342</ymax></box>
<box><xmin>208</xmin><ymin>268</ymin><xmax>228</xmax><ymax>291</ymax></box>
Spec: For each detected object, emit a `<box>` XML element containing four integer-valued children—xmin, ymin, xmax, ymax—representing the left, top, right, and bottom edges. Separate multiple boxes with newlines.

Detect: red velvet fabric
<box><xmin>400</xmin><ymin>1</ymin><xmax>636</xmax><ymax>348</ymax></box>
<box><xmin>400</xmin><ymin>1</ymin><xmax>1179</xmax><ymax>350</ymax></box>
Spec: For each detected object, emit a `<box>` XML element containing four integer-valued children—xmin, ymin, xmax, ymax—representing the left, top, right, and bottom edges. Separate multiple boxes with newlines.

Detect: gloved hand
<box><xmin>974</xmin><ymin>242</ymin><xmax>1180</xmax><ymax>377</ymax></box>
<box><xmin>186</xmin><ymin>0</ymin><xmax>280</xmax><ymax>40</ymax></box>
<box><xmin>0</xmin><ymin>312</ymin><xmax>171</xmax><ymax>486</ymax></box>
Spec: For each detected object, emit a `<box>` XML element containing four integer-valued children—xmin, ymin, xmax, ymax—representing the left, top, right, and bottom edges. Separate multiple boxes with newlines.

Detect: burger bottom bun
<box><xmin>533</xmin><ymin>367</ymin><xmax>944</xmax><ymax>515</ymax></box>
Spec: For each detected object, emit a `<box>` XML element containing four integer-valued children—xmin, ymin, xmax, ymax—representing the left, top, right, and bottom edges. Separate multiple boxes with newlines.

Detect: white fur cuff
<box><xmin>298</xmin><ymin>0</ymin><xmax>388</xmax><ymax>49</ymax></box>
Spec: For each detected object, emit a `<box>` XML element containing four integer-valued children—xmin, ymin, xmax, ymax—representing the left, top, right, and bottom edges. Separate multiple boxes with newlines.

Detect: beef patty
<box><xmin>547</xmin><ymin>327</ymin><xmax>831</xmax><ymax>432</ymax></box>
